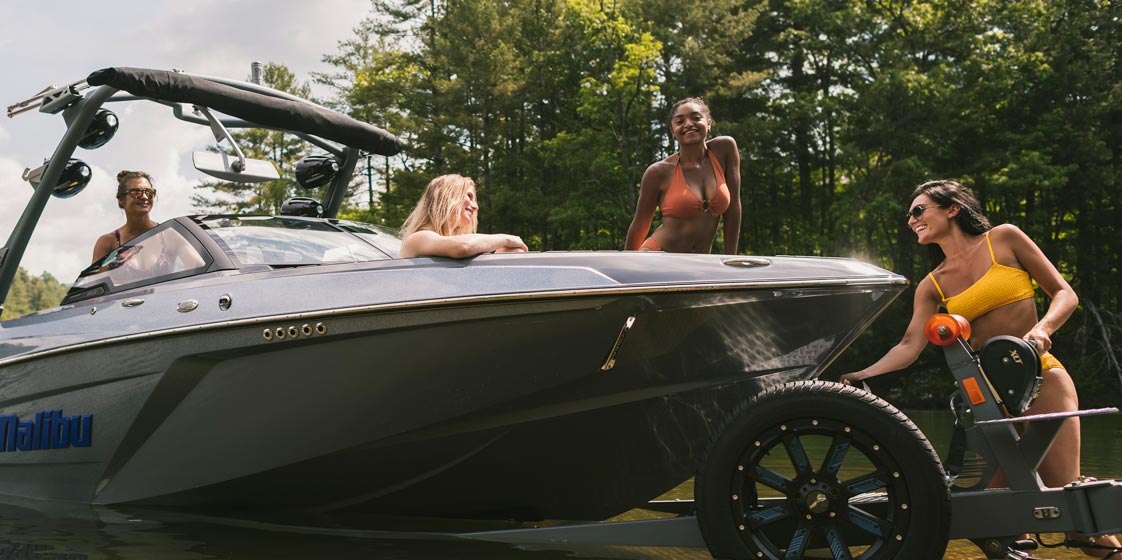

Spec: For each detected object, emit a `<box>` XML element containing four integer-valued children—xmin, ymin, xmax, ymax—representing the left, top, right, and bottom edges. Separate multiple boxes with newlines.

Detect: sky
<box><xmin>0</xmin><ymin>0</ymin><xmax>374</xmax><ymax>281</ymax></box>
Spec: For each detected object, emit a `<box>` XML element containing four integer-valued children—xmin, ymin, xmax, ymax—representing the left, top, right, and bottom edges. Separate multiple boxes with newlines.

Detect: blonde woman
<box><xmin>400</xmin><ymin>174</ymin><xmax>527</xmax><ymax>258</ymax></box>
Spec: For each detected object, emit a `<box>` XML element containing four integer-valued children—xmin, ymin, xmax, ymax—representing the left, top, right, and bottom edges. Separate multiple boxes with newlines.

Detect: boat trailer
<box><xmin>450</xmin><ymin>314</ymin><xmax>1122</xmax><ymax>559</ymax></box>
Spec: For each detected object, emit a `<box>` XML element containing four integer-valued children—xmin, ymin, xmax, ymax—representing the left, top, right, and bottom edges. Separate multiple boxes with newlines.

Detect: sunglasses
<box><xmin>124</xmin><ymin>188</ymin><xmax>157</xmax><ymax>199</ymax></box>
<box><xmin>906</xmin><ymin>204</ymin><xmax>944</xmax><ymax>221</ymax></box>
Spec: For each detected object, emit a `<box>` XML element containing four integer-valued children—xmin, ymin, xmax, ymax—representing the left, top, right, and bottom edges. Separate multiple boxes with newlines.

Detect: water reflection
<box><xmin>0</xmin><ymin>495</ymin><xmax>714</xmax><ymax>560</ymax></box>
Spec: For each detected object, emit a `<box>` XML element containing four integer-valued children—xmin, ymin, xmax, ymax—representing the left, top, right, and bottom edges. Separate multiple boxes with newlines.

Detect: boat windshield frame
<box><xmin>63</xmin><ymin>221</ymin><xmax>214</xmax><ymax>304</ymax></box>
<box><xmin>333</xmin><ymin>220</ymin><xmax>403</xmax><ymax>258</ymax></box>
<box><xmin>194</xmin><ymin>215</ymin><xmax>396</xmax><ymax>267</ymax></box>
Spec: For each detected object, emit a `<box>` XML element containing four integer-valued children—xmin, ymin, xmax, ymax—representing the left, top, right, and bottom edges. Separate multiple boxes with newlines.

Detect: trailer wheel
<box><xmin>695</xmin><ymin>380</ymin><xmax>949</xmax><ymax>559</ymax></box>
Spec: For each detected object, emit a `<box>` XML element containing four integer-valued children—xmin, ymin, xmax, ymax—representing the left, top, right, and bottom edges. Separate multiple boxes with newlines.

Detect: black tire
<box><xmin>695</xmin><ymin>380</ymin><xmax>949</xmax><ymax>559</ymax></box>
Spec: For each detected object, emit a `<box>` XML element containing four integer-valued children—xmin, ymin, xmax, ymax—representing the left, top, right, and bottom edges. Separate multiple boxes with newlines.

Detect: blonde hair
<box><xmin>401</xmin><ymin>174</ymin><xmax>478</xmax><ymax>237</ymax></box>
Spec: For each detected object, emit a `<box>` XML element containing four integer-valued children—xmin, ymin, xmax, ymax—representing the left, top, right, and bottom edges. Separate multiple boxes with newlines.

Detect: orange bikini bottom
<box><xmin>640</xmin><ymin>237</ymin><xmax>662</xmax><ymax>251</ymax></box>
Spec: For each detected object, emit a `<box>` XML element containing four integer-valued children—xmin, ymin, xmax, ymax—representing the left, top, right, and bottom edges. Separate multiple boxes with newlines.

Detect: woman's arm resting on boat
<box><xmin>401</xmin><ymin>229</ymin><xmax>526</xmax><ymax>259</ymax></box>
<box><xmin>840</xmin><ymin>277</ymin><xmax>941</xmax><ymax>385</ymax></box>
<box><xmin>494</xmin><ymin>240</ymin><xmax>529</xmax><ymax>253</ymax></box>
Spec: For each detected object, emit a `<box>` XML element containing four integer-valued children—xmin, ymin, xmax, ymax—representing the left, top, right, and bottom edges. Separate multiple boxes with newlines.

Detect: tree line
<box><xmin>1</xmin><ymin>269</ymin><xmax>69</xmax><ymax>321</ymax></box>
<box><xmin>310</xmin><ymin>0</ymin><xmax>1121</xmax><ymax>405</ymax></box>
<box><xmin>14</xmin><ymin>0</ymin><xmax>1119</xmax><ymax>406</ymax></box>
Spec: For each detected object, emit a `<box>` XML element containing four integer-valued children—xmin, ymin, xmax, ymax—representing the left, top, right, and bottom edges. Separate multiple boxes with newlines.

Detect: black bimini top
<box><xmin>87</xmin><ymin>67</ymin><xmax>402</xmax><ymax>156</ymax></box>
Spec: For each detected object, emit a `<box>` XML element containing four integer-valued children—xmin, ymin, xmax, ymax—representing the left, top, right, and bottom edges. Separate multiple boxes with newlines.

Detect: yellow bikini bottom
<box><xmin>1040</xmin><ymin>352</ymin><xmax>1065</xmax><ymax>372</ymax></box>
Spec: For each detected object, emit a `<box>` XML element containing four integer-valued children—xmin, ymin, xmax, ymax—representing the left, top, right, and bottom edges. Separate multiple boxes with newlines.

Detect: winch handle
<box><xmin>924</xmin><ymin>313</ymin><xmax>971</xmax><ymax>347</ymax></box>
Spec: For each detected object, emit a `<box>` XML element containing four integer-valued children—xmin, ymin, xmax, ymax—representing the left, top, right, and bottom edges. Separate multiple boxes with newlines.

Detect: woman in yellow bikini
<box><xmin>625</xmin><ymin>98</ymin><xmax>741</xmax><ymax>254</ymax></box>
<box><xmin>841</xmin><ymin>179</ymin><xmax>1120</xmax><ymax>557</ymax></box>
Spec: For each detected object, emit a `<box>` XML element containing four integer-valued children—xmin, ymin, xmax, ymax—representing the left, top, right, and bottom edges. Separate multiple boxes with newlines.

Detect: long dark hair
<box><xmin>910</xmin><ymin>180</ymin><xmax>992</xmax><ymax>267</ymax></box>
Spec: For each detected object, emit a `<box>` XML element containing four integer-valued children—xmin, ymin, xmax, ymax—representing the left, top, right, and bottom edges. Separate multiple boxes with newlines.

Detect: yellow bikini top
<box><xmin>929</xmin><ymin>231</ymin><xmax>1035</xmax><ymax>322</ymax></box>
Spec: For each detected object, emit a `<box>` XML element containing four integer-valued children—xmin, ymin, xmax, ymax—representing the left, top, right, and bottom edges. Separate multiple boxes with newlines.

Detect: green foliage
<box><xmin>192</xmin><ymin>63</ymin><xmax>315</xmax><ymax>215</ymax></box>
<box><xmin>1</xmin><ymin>268</ymin><xmax>69</xmax><ymax>321</ymax></box>
<box><xmin>315</xmin><ymin>0</ymin><xmax>1122</xmax><ymax>402</ymax></box>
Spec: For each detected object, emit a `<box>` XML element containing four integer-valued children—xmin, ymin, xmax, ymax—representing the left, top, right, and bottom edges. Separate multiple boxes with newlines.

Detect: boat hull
<box><xmin>0</xmin><ymin>283</ymin><xmax>898</xmax><ymax>520</ymax></box>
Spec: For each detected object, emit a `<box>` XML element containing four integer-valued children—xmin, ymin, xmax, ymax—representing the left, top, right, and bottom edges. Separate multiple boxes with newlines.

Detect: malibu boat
<box><xmin>2</xmin><ymin>66</ymin><xmax>967</xmax><ymax>559</ymax></box>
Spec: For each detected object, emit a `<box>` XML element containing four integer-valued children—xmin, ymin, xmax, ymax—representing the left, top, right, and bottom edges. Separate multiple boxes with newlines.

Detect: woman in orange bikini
<box><xmin>841</xmin><ymin>180</ymin><xmax>1120</xmax><ymax>557</ymax></box>
<box><xmin>91</xmin><ymin>170</ymin><xmax>159</xmax><ymax>263</ymax></box>
<box><xmin>625</xmin><ymin>98</ymin><xmax>741</xmax><ymax>254</ymax></box>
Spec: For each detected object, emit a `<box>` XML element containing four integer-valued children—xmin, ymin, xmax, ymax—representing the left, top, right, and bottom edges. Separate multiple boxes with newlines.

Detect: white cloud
<box><xmin>0</xmin><ymin>0</ymin><xmax>372</xmax><ymax>281</ymax></box>
<box><xmin>0</xmin><ymin>158</ymin><xmax>114</xmax><ymax>280</ymax></box>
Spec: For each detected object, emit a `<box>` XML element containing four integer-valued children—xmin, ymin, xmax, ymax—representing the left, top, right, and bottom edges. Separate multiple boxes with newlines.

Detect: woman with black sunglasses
<box><xmin>841</xmin><ymin>179</ymin><xmax>1120</xmax><ymax>557</ymax></box>
<box><xmin>91</xmin><ymin>170</ymin><xmax>159</xmax><ymax>263</ymax></box>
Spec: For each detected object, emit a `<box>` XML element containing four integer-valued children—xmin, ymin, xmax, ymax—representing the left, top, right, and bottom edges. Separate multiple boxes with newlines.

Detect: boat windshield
<box><xmin>335</xmin><ymin>221</ymin><xmax>402</xmax><ymax>258</ymax></box>
<box><xmin>197</xmin><ymin>216</ymin><xmax>392</xmax><ymax>266</ymax></box>
<box><xmin>67</xmin><ymin>223</ymin><xmax>212</xmax><ymax>303</ymax></box>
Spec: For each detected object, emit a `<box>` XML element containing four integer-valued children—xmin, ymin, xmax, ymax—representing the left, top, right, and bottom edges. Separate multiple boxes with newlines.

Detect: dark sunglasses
<box><xmin>906</xmin><ymin>204</ymin><xmax>944</xmax><ymax>220</ymax></box>
<box><xmin>124</xmin><ymin>188</ymin><xmax>157</xmax><ymax>199</ymax></box>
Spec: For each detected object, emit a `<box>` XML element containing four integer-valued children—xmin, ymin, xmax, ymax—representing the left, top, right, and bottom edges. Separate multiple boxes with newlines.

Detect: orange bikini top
<box><xmin>660</xmin><ymin>150</ymin><xmax>731</xmax><ymax>218</ymax></box>
<box><xmin>929</xmin><ymin>232</ymin><xmax>1035</xmax><ymax>322</ymax></box>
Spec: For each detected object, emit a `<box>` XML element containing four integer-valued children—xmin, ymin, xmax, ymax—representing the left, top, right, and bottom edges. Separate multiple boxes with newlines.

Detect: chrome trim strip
<box><xmin>0</xmin><ymin>277</ymin><xmax>905</xmax><ymax>368</ymax></box>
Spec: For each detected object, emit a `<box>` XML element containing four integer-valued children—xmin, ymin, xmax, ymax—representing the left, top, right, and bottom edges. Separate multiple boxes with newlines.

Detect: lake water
<box><xmin>1</xmin><ymin>409</ymin><xmax>1118</xmax><ymax>559</ymax></box>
